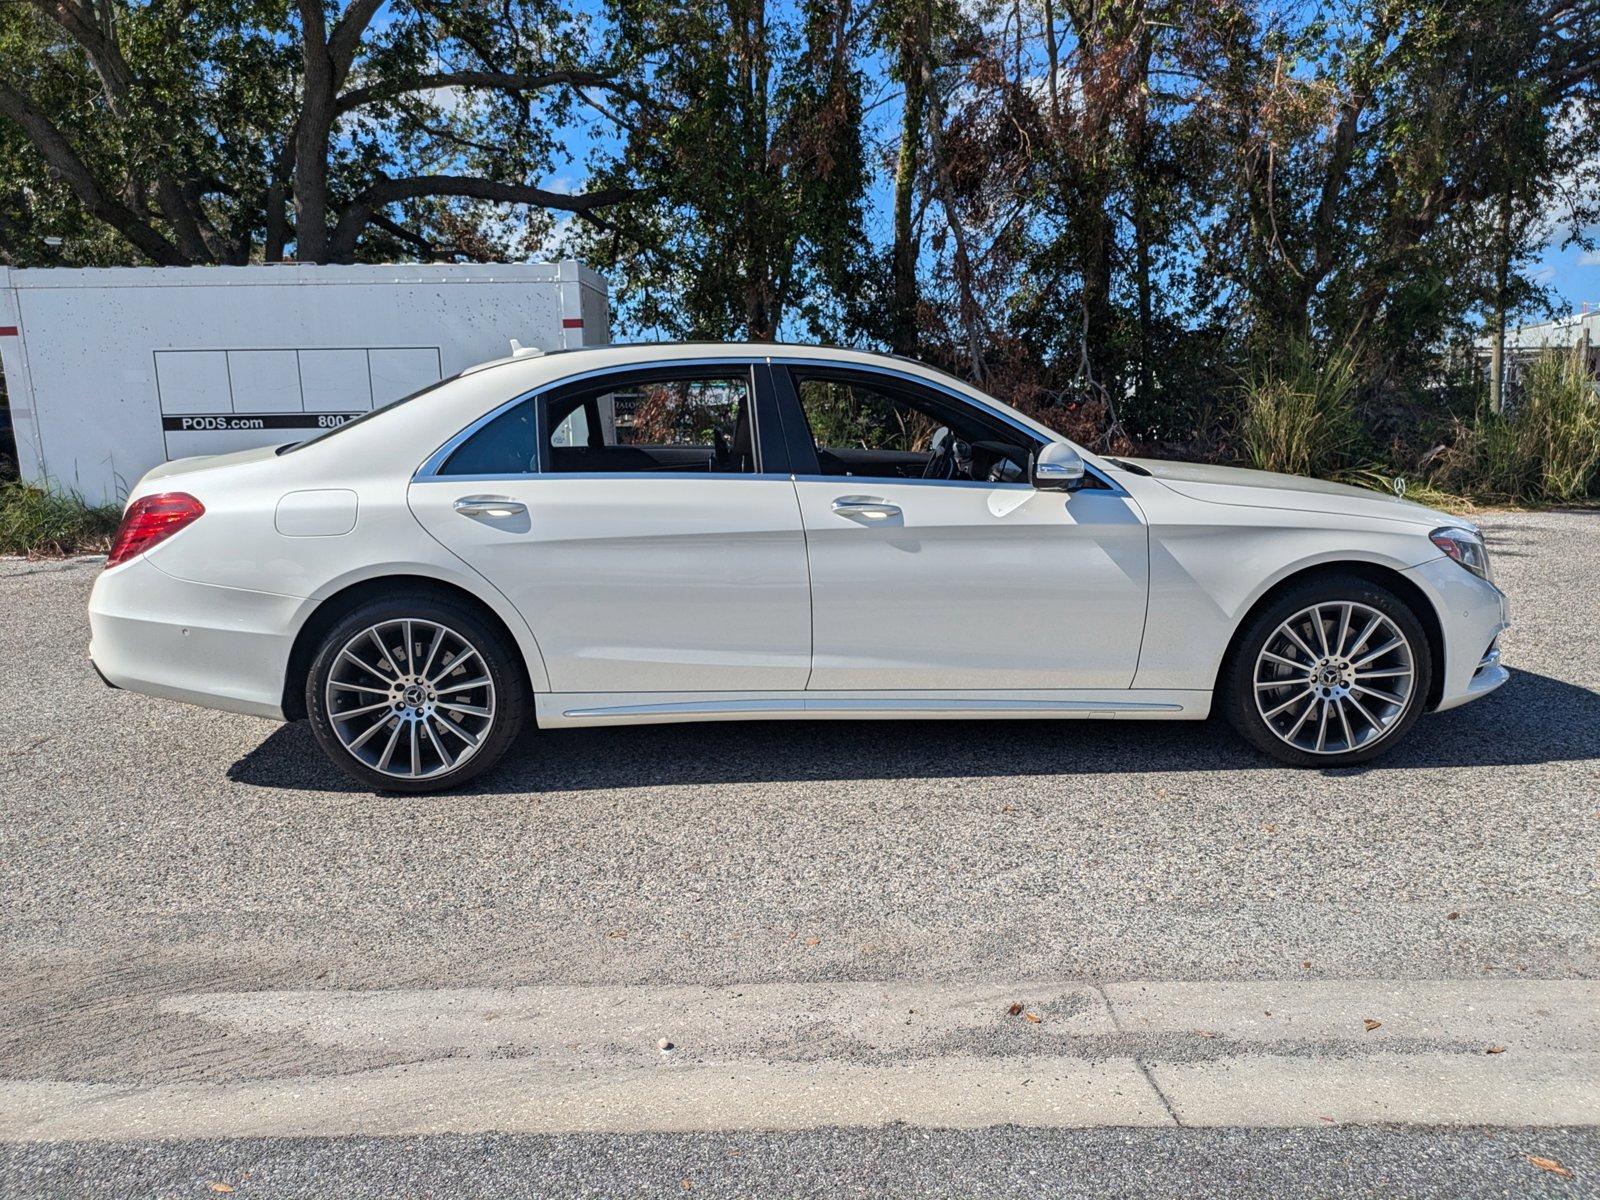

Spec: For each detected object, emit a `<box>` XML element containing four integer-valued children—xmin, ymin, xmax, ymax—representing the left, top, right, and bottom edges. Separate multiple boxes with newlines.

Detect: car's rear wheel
<box><xmin>305</xmin><ymin>594</ymin><xmax>528</xmax><ymax>792</ymax></box>
<box><xmin>1222</xmin><ymin>574</ymin><xmax>1433</xmax><ymax>767</ymax></box>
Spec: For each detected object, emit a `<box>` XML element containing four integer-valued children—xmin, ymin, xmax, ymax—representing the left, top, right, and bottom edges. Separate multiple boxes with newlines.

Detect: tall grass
<box><xmin>0</xmin><ymin>481</ymin><xmax>122</xmax><ymax>556</ymax></box>
<box><xmin>1434</xmin><ymin>346</ymin><xmax>1600</xmax><ymax>504</ymax></box>
<box><xmin>1237</xmin><ymin>340</ymin><xmax>1360</xmax><ymax>477</ymax></box>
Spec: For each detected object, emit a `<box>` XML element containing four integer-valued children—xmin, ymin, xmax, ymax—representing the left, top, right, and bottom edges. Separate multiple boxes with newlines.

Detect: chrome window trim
<box><xmin>772</xmin><ymin>355</ymin><xmax>1125</xmax><ymax>496</ymax></box>
<box><xmin>412</xmin><ymin>351</ymin><xmax>1123</xmax><ymax>494</ymax></box>
<box><xmin>790</xmin><ymin>474</ymin><xmax>1035</xmax><ymax>493</ymax></box>
<box><xmin>412</xmin><ymin>357</ymin><xmax>768</xmax><ymax>482</ymax></box>
<box><xmin>414</xmin><ymin>472</ymin><xmax>797</xmax><ymax>485</ymax></box>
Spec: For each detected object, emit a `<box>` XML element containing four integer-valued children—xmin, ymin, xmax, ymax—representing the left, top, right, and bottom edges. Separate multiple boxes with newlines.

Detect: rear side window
<box><xmin>543</xmin><ymin>371</ymin><xmax>758</xmax><ymax>474</ymax></box>
<box><xmin>439</xmin><ymin>399</ymin><xmax>537</xmax><ymax>475</ymax></box>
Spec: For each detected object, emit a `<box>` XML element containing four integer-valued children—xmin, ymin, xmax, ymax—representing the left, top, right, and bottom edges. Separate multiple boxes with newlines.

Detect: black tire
<box><xmin>305</xmin><ymin>592</ymin><xmax>529</xmax><ymax>793</ymax></box>
<box><xmin>1220</xmin><ymin>573</ymin><xmax>1433</xmax><ymax>768</ymax></box>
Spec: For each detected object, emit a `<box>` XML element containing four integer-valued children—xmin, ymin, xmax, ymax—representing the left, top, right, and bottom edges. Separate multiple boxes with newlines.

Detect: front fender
<box><xmin>1130</xmin><ymin>502</ymin><xmax>1440</xmax><ymax>692</ymax></box>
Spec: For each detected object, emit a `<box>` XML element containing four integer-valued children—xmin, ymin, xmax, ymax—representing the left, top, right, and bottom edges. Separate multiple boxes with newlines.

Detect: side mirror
<box><xmin>1031</xmin><ymin>442</ymin><xmax>1086</xmax><ymax>492</ymax></box>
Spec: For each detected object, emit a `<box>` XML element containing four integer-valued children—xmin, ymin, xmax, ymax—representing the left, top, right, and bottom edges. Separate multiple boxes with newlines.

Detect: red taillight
<box><xmin>106</xmin><ymin>492</ymin><xmax>205</xmax><ymax>568</ymax></box>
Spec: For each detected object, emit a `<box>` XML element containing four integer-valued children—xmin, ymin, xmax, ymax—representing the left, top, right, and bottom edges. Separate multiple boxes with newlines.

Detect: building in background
<box><xmin>1476</xmin><ymin>309</ymin><xmax>1599</xmax><ymax>406</ymax></box>
<box><xmin>0</xmin><ymin>261</ymin><xmax>608</xmax><ymax>505</ymax></box>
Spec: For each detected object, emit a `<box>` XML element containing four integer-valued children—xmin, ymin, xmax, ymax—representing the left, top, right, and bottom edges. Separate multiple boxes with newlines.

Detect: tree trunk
<box><xmin>294</xmin><ymin>0</ymin><xmax>335</xmax><ymax>262</ymax></box>
<box><xmin>1488</xmin><ymin>186</ymin><xmax>1512</xmax><ymax>414</ymax></box>
<box><xmin>1131</xmin><ymin>9</ymin><xmax>1154</xmax><ymax>419</ymax></box>
<box><xmin>1042</xmin><ymin>0</ymin><xmax>1061</xmax><ymax>127</ymax></box>
<box><xmin>889</xmin><ymin>4</ymin><xmax>928</xmax><ymax>357</ymax></box>
<box><xmin>924</xmin><ymin>60</ymin><xmax>984</xmax><ymax>381</ymax></box>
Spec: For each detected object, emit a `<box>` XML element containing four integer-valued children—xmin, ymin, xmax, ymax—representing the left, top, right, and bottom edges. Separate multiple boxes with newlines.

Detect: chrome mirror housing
<box><xmin>1032</xmin><ymin>442</ymin><xmax>1086</xmax><ymax>492</ymax></box>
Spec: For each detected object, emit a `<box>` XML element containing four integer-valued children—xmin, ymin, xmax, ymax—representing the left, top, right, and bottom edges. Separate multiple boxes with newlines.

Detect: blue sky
<box><xmin>1533</xmin><ymin>240</ymin><xmax>1599</xmax><ymax>317</ymax></box>
<box><xmin>535</xmin><ymin>2</ymin><xmax>1599</xmax><ymax>332</ymax></box>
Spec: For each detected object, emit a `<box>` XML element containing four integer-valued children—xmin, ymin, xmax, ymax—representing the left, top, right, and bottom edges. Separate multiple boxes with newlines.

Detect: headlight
<box><xmin>1430</xmin><ymin>526</ymin><xmax>1491</xmax><ymax>580</ymax></box>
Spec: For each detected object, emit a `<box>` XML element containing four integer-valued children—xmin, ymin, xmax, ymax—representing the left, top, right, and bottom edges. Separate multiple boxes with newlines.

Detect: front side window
<box><xmin>793</xmin><ymin>372</ymin><xmax>1032</xmax><ymax>484</ymax></box>
<box><xmin>545</xmin><ymin>371</ymin><xmax>757</xmax><ymax>474</ymax></box>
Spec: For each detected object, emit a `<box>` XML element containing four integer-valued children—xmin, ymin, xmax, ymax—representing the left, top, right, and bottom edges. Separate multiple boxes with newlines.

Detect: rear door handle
<box><xmin>830</xmin><ymin>496</ymin><xmax>902</xmax><ymax>521</ymax></box>
<box><xmin>453</xmin><ymin>495</ymin><xmax>526</xmax><ymax>519</ymax></box>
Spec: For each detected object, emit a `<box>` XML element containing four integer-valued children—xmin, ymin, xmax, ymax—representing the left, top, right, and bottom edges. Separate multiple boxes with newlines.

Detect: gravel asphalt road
<box><xmin>2</xmin><ymin>509</ymin><xmax>1597</xmax><ymax>1196</ymax></box>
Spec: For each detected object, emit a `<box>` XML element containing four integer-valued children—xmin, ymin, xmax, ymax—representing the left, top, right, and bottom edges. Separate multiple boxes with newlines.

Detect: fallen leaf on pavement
<box><xmin>1007</xmin><ymin>1003</ymin><xmax>1024</xmax><ymax>1016</ymax></box>
<box><xmin>1486</xmin><ymin>1045</ymin><xmax>1507</xmax><ymax>1054</ymax></box>
<box><xmin>1023</xmin><ymin>1012</ymin><xmax>1042</xmax><ymax>1023</ymax></box>
<box><xmin>1527</xmin><ymin>1156</ymin><xmax>1572</xmax><ymax>1178</ymax></box>
<box><xmin>606</xmin><ymin>929</ymin><xmax>627</xmax><ymax>939</ymax></box>
<box><xmin>1363</xmin><ymin>1019</ymin><xmax>1382</xmax><ymax>1032</ymax></box>
<box><xmin>804</xmin><ymin>936</ymin><xmax>820</xmax><ymax>946</ymax></box>
<box><xmin>1192</xmin><ymin>1030</ymin><xmax>1217</xmax><ymax>1038</ymax></box>
<box><xmin>208</xmin><ymin>1186</ymin><xmax>234</xmax><ymax>1195</ymax></box>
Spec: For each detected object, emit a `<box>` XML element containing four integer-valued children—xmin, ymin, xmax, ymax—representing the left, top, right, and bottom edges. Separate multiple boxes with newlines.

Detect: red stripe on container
<box><xmin>0</xmin><ymin>326</ymin><xmax>18</xmax><ymax>337</ymax></box>
<box><xmin>561</xmin><ymin>317</ymin><xmax>584</xmax><ymax>329</ymax></box>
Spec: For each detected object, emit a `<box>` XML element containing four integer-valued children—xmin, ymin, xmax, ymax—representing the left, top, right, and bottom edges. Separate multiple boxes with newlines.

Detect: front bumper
<box><xmin>1443</xmin><ymin>638</ymin><xmax>1510</xmax><ymax>711</ymax></box>
<box><xmin>87</xmin><ymin>554</ymin><xmax>302</xmax><ymax>720</ymax></box>
<box><xmin>1403</xmin><ymin>555</ymin><xmax>1510</xmax><ymax>712</ymax></box>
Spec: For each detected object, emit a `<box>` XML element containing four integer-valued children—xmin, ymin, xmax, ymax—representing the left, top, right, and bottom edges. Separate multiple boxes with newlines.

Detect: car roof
<box><xmin>464</xmin><ymin>340</ymin><xmax>934</xmax><ymax>375</ymax></box>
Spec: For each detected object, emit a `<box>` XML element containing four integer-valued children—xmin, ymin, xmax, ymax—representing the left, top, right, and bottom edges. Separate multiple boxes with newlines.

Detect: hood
<box><xmin>1114</xmin><ymin>457</ymin><xmax>1470</xmax><ymax>530</ymax></box>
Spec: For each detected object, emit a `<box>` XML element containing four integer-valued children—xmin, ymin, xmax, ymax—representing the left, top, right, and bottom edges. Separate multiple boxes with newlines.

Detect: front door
<box><xmin>776</xmin><ymin>365</ymin><xmax>1149</xmax><ymax>691</ymax></box>
<box><xmin>409</xmin><ymin>362</ymin><xmax>812</xmax><ymax>694</ymax></box>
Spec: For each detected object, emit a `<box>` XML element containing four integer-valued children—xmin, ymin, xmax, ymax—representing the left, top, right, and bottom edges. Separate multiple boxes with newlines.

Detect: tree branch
<box><xmin>327</xmin><ymin>174</ymin><xmax>646</xmax><ymax>260</ymax></box>
<box><xmin>335</xmin><ymin>69</ymin><xmax>644</xmax><ymax>114</ymax></box>
<box><xmin>368</xmin><ymin>211</ymin><xmax>463</xmax><ymax>258</ymax></box>
<box><xmin>327</xmin><ymin>0</ymin><xmax>387</xmax><ymax>85</ymax></box>
<box><xmin>0</xmin><ymin>77</ymin><xmax>188</xmax><ymax>265</ymax></box>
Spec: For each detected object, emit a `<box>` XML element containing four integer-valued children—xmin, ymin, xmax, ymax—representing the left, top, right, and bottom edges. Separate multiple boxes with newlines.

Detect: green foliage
<box><xmin>578</xmin><ymin>0</ymin><xmax>871</xmax><ymax>341</ymax></box>
<box><xmin>0</xmin><ymin>482</ymin><xmax>121</xmax><ymax>556</ymax></box>
<box><xmin>798</xmin><ymin>380</ymin><xmax>939</xmax><ymax>452</ymax></box>
<box><xmin>1</xmin><ymin>1</ymin><xmax>1597</xmax><ymax>505</ymax></box>
<box><xmin>1434</xmin><ymin>349</ymin><xmax>1600</xmax><ymax>504</ymax></box>
<box><xmin>0</xmin><ymin>0</ymin><xmax>612</xmax><ymax>266</ymax></box>
<box><xmin>1237</xmin><ymin>340</ymin><xmax>1360</xmax><ymax>478</ymax></box>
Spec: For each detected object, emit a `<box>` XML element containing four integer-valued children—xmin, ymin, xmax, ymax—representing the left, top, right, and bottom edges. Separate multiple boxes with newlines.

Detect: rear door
<box><xmin>408</xmin><ymin>361</ymin><xmax>812</xmax><ymax>694</ymax></box>
<box><xmin>774</xmin><ymin>363</ymin><xmax>1149</xmax><ymax>691</ymax></box>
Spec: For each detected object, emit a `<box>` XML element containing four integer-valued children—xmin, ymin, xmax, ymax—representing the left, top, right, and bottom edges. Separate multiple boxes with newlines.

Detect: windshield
<box><xmin>277</xmin><ymin>373</ymin><xmax>462</xmax><ymax>455</ymax></box>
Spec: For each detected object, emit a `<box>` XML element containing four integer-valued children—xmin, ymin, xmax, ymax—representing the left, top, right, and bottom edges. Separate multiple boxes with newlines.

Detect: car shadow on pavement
<box><xmin>228</xmin><ymin>667</ymin><xmax>1600</xmax><ymax>793</ymax></box>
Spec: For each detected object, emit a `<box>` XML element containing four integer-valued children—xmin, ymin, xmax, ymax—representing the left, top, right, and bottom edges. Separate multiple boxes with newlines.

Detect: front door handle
<box><xmin>830</xmin><ymin>496</ymin><xmax>902</xmax><ymax>521</ymax></box>
<box><xmin>453</xmin><ymin>495</ymin><xmax>526</xmax><ymax>519</ymax></box>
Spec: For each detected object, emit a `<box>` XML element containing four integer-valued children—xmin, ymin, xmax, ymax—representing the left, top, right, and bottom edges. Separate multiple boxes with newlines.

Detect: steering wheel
<box><xmin>923</xmin><ymin>427</ymin><xmax>972</xmax><ymax>480</ymax></box>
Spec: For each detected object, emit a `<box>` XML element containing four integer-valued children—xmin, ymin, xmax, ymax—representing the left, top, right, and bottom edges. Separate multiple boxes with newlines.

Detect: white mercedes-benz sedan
<box><xmin>88</xmin><ymin>342</ymin><xmax>1510</xmax><ymax>791</ymax></box>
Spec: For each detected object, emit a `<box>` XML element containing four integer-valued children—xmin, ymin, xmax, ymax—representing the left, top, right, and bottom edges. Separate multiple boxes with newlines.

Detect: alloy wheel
<box><xmin>1252</xmin><ymin>601</ymin><xmax>1415</xmax><ymax>756</ymax></box>
<box><xmin>325</xmin><ymin>619</ymin><xmax>496</xmax><ymax>780</ymax></box>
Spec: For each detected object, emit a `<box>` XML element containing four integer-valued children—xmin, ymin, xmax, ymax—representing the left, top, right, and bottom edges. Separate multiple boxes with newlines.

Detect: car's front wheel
<box><xmin>305</xmin><ymin>594</ymin><xmax>528</xmax><ymax>792</ymax></box>
<box><xmin>1222</xmin><ymin>574</ymin><xmax>1433</xmax><ymax>767</ymax></box>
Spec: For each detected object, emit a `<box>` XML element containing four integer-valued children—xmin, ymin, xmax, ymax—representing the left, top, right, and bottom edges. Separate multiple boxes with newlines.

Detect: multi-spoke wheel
<box><xmin>1223</xmin><ymin>575</ymin><xmax>1432</xmax><ymax>767</ymax></box>
<box><xmin>305</xmin><ymin>595</ymin><xmax>528</xmax><ymax>792</ymax></box>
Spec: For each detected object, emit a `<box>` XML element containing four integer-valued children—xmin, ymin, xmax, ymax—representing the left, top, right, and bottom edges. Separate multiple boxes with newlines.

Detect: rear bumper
<box><xmin>1403</xmin><ymin>556</ymin><xmax>1511</xmax><ymax>712</ymax></box>
<box><xmin>87</xmin><ymin>555</ymin><xmax>301</xmax><ymax>720</ymax></box>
